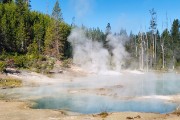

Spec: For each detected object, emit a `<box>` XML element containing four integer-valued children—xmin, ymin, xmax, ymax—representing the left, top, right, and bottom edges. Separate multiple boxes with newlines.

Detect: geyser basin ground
<box><xmin>2</xmin><ymin>71</ymin><xmax>180</xmax><ymax>114</ymax></box>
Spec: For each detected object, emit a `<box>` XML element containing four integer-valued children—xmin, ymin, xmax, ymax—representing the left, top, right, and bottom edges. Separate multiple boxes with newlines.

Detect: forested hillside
<box><xmin>0</xmin><ymin>0</ymin><xmax>71</xmax><ymax>58</ymax></box>
<box><xmin>0</xmin><ymin>0</ymin><xmax>71</xmax><ymax>72</ymax></box>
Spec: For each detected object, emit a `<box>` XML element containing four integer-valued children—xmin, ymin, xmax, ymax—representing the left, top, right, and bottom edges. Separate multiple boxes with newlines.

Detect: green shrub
<box><xmin>98</xmin><ymin>112</ymin><xmax>109</xmax><ymax>118</ymax></box>
<box><xmin>0</xmin><ymin>52</ymin><xmax>56</xmax><ymax>73</ymax></box>
<box><xmin>38</xmin><ymin>55</ymin><xmax>47</xmax><ymax>61</ymax></box>
<box><xmin>0</xmin><ymin>61</ymin><xmax>6</xmax><ymax>72</ymax></box>
<box><xmin>26</xmin><ymin>56</ymin><xmax>55</xmax><ymax>73</ymax></box>
<box><xmin>175</xmin><ymin>61</ymin><xmax>180</xmax><ymax>67</ymax></box>
<box><xmin>0</xmin><ymin>49</ymin><xmax>7</xmax><ymax>61</ymax></box>
<box><xmin>6</xmin><ymin>59</ymin><xmax>15</xmax><ymax>68</ymax></box>
<box><xmin>14</xmin><ymin>55</ymin><xmax>27</xmax><ymax>68</ymax></box>
<box><xmin>61</xmin><ymin>59</ymin><xmax>72</xmax><ymax>68</ymax></box>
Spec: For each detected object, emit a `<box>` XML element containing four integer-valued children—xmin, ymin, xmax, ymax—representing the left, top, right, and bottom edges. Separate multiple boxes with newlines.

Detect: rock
<box><xmin>48</xmin><ymin>71</ymin><xmax>56</xmax><ymax>74</ymax></box>
<box><xmin>134</xmin><ymin>115</ymin><xmax>141</xmax><ymax>119</ymax></box>
<box><xmin>126</xmin><ymin>115</ymin><xmax>141</xmax><ymax>119</ymax></box>
<box><xmin>58</xmin><ymin>70</ymin><xmax>63</xmax><ymax>73</ymax></box>
<box><xmin>126</xmin><ymin>116</ymin><xmax>134</xmax><ymax>119</ymax></box>
<box><xmin>49</xmin><ymin>69</ymin><xmax>63</xmax><ymax>74</ymax></box>
<box><xmin>4</xmin><ymin>68</ymin><xmax>21</xmax><ymax>74</ymax></box>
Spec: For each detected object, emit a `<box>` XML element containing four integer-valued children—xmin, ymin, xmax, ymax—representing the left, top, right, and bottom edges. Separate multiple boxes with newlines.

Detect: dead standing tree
<box><xmin>149</xmin><ymin>8</ymin><xmax>157</xmax><ymax>69</ymax></box>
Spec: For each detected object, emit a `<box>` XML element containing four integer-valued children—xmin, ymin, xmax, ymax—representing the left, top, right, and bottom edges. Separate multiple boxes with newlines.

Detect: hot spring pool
<box><xmin>2</xmin><ymin>72</ymin><xmax>180</xmax><ymax>114</ymax></box>
<box><xmin>32</xmin><ymin>94</ymin><xmax>177</xmax><ymax>114</ymax></box>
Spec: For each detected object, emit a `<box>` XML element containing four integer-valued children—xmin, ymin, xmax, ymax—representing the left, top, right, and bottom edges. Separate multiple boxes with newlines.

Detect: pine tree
<box><xmin>171</xmin><ymin>19</ymin><xmax>180</xmax><ymax>66</ymax></box>
<box><xmin>1</xmin><ymin>0</ymin><xmax>12</xmax><ymax>3</ymax></box>
<box><xmin>44</xmin><ymin>24</ymin><xmax>54</xmax><ymax>56</ymax></box>
<box><xmin>104</xmin><ymin>23</ymin><xmax>111</xmax><ymax>48</ymax></box>
<box><xmin>105</xmin><ymin>23</ymin><xmax>111</xmax><ymax>35</ymax></box>
<box><xmin>45</xmin><ymin>0</ymin><xmax>64</xmax><ymax>59</ymax></box>
<box><xmin>52</xmin><ymin>0</ymin><xmax>63</xmax><ymax>21</ymax></box>
<box><xmin>33</xmin><ymin>21</ymin><xmax>44</xmax><ymax>54</ymax></box>
<box><xmin>16</xmin><ymin>18</ymin><xmax>26</xmax><ymax>52</ymax></box>
<box><xmin>24</xmin><ymin>0</ymin><xmax>31</xmax><ymax>8</ymax></box>
<box><xmin>15</xmin><ymin>0</ymin><xmax>27</xmax><ymax>14</ymax></box>
<box><xmin>171</xmin><ymin>19</ymin><xmax>179</xmax><ymax>46</ymax></box>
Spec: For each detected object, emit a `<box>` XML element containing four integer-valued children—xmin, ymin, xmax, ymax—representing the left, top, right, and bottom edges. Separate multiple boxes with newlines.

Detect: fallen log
<box><xmin>48</xmin><ymin>70</ymin><xmax>63</xmax><ymax>74</ymax></box>
<box><xmin>4</xmin><ymin>68</ymin><xmax>21</xmax><ymax>74</ymax></box>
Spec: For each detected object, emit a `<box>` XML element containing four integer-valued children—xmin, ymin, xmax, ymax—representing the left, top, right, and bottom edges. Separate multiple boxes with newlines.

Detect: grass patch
<box><xmin>0</xmin><ymin>94</ymin><xmax>5</xmax><ymax>99</ymax></box>
<box><xmin>172</xmin><ymin>108</ymin><xmax>180</xmax><ymax>116</ymax></box>
<box><xmin>173</xmin><ymin>111</ymin><xmax>180</xmax><ymax>116</ymax></box>
<box><xmin>61</xmin><ymin>59</ymin><xmax>72</xmax><ymax>68</ymax></box>
<box><xmin>98</xmin><ymin>112</ymin><xmax>109</xmax><ymax>118</ymax></box>
<box><xmin>0</xmin><ymin>78</ymin><xmax>22</xmax><ymax>88</ymax></box>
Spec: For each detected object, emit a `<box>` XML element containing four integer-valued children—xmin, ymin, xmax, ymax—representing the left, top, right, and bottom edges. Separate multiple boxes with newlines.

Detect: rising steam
<box><xmin>68</xmin><ymin>28</ymin><xmax>129</xmax><ymax>73</ymax></box>
<box><xmin>70</xmin><ymin>0</ymin><xmax>94</xmax><ymax>18</ymax></box>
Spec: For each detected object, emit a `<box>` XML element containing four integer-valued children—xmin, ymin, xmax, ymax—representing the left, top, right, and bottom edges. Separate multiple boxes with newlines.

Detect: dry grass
<box><xmin>98</xmin><ymin>112</ymin><xmax>109</xmax><ymax>118</ymax></box>
<box><xmin>172</xmin><ymin>110</ymin><xmax>180</xmax><ymax>116</ymax></box>
<box><xmin>0</xmin><ymin>78</ymin><xmax>22</xmax><ymax>88</ymax></box>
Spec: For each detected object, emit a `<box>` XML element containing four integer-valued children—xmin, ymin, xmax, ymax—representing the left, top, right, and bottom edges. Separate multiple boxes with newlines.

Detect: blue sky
<box><xmin>31</xmin><ymin>0</ymin><xmax>180</xmax><ymax>34</ymax></box>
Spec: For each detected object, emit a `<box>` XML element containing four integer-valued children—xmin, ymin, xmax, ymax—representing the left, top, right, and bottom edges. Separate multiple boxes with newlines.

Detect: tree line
<box><xmin>126</xmin><ymin>9</ymin><xmax>180</xmax><ymax>70</ymax></box>
<box><xmin>0</xmin><ymin>0</ymin><xmax>72</xmax><ymax>72</ymax></box>
<box><xmin>80</xmin><ymin>9</ymin><xmax>180</xmax><ymax>70</ymax></box>
<box><xmin>0</xmin><ymin>1</ymin><xmax>179</xmax><ymax>71</ymax></box>
<box><xmin>0</xmin><ymin>0</ymin><xmax>71</xmax><ymax>59</ymax></box>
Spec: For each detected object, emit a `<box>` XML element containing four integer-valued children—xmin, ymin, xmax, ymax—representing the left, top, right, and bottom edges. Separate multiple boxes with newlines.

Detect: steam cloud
<box><xmin>70</xmin><ymin>0</ymin><xmax>93</xmax><ymax>18</ymax></box>
<box><xmin>68</xmin><ymin>28</ymin><xmax>129</xmax><ymax>73</ymax></box>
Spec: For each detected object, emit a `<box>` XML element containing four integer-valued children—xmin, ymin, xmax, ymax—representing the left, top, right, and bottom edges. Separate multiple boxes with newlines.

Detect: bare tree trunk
<box><xmin>139</xmin><ymin>33</ymin><xmax>144</xmax><ymax>70</ymax></box>
<box><xmin>173</xmin><ymin>56</ymin><xmax>175</xmax><ymax>69</ymax></box>
<box><xmin>162</xmin><ymin>46</ymin><xmax>165</xmax><ymax>69</ymax></box>
<box><xmin>172</xmin><ymin>32</ymin><xmax>175</xmax><ymax>70</ymax></box>
<box><xmin>152</xmin><ymin>34</ymin><xmax>155</xmax><ymax>59</ymax></box>
<box><xmin>161</xmin><ymin>44</ymin><xmax>165</xmax><ymax>69</ymax></box>
<box><xmin>38</xmin><ymin>39</ymin><xmax>41</xmax><ymax>54</ymax></box>
<box><xmin>54</xmin><ymin>21</ymin><xmax>60</xmax><ymax>57</ymax></box>
<box><xmin>56</xmin><ymin>39</ymin><xmax>59</xmax><ymax>56</ymax></box>
<box><xmin>160</xmin><ymin>34</ymin><xmax>165</xmax><ymax>69</ymax></box>
<box><xmin>135</xmin><ymin>38</ymin><xmax>138</xmax><ymax>57</ymax></box>
<box><xmin>139</xmin><ymin>43</ymin><xmax>141</xmax><ymax>70</ymax></box>
<box><xmin>141</xmin><ymin>33</ymin><xmax>144</xmax><ymax>70</ymax></box>
<box><xmin>150</xmin><ymin>33</ymin><xmax>154</xmax><ymax>69</ymax></box>
<box><xmin>154</xmin><ymin>34</ymin><xmax>157</xmax><ymax>68</ymax></box>
<box><xmin>146</xmin><ymin>33</ymin><xmax>149</xmax><ymax>72</ymax></box>
<box><xmin>21</xmin><ymin>41</ymin><xmax>24</xmax><ymax>51</ymax></box>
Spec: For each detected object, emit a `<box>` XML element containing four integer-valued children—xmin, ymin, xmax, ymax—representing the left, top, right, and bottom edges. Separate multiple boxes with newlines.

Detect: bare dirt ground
<box><xmin>1</xmin><ymin>69</ymin><xmax>180</xmax><ymax>120</ymax></box>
